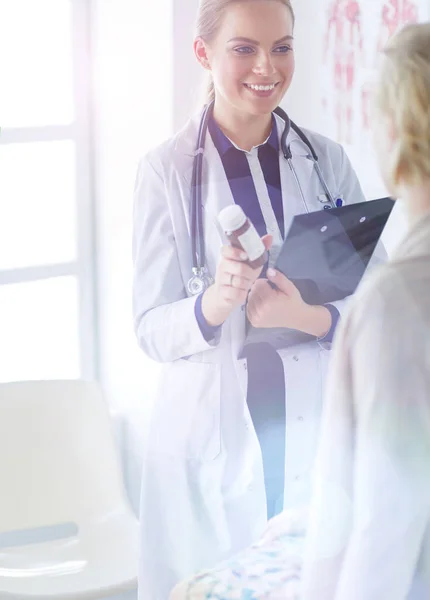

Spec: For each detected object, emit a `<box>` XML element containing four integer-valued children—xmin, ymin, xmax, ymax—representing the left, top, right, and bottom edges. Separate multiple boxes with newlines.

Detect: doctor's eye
<box><xmin>273</xmin><ymin>45</ymin><xmax>293</xmax><ymax>54</ymax></box>
<box><xmin>233</xmin><ymin>46</ymin><xmax>255</xmax><ymax>55</ymax></box>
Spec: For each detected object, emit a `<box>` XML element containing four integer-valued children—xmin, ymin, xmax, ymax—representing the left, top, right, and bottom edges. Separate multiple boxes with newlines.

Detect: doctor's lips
<box><xmin>243</xmin><ymin>81</ymin><xmax>280</xmax><ymax>97</ymax></box>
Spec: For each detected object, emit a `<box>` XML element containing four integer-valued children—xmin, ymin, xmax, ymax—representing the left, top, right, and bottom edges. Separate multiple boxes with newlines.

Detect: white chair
<box><xmin>0</xmin><ymin>379</ymin><xmax>139</xmax><ymax>599</ymax></box>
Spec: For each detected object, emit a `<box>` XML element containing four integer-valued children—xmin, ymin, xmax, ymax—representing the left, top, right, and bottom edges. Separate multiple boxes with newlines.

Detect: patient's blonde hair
<box><xmin>375</xmin><ymin>23</ymin><xmax>430</xmax><ymax>187</ymax></box>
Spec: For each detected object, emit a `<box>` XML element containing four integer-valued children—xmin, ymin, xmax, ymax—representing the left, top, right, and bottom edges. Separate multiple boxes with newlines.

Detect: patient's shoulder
<box><xmin>349</xmin><ymin>259</ymin><xmax>430</xmax><ymax>341</ymax></box>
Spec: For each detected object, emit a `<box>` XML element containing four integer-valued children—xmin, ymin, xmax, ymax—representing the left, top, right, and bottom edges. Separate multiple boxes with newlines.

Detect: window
<box><xmin>0</xmin><ymin>0</ymin><xmax>96</xmax><ymax>383</ymax></box>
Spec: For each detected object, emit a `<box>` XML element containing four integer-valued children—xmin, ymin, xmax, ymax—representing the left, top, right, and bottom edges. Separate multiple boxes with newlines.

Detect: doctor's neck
<box><xmin>212</xmin><ymin>101</ymin><xmax>273</xmax><ymax>152</ymax></box>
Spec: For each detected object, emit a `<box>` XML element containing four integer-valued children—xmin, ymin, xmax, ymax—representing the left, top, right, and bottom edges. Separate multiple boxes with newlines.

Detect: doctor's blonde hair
<box><xmin>196</xmin><ymin>0</ymin><xmax>295</xmax><ymax>104</ymax></box>
<box><xmin>375</xmin><ymin>22</ymin><xmax>430</xmax><ymax>187</ymax></box>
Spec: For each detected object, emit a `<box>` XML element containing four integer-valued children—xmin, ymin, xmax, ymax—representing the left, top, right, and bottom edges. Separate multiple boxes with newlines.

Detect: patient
<box><xmin>170</xmin><ymin>22</ymin><xmax>430</xmax><ymax>600</ymax></box>
<box><xmin>301</xmin><ymin>21</ymin><xmax>430</xmax><ymax>600</ymax></box>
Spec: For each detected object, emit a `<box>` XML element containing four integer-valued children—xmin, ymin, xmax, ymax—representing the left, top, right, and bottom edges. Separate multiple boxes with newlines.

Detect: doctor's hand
<box><xmin>247</xmin><ymin>269</ymin><xmax>332</xmax><ymax>337</ymax></box>
<box><xmin>201</xmin><ymin>235</ymin><xmax>272</xmax><ymax>327</ymax></box>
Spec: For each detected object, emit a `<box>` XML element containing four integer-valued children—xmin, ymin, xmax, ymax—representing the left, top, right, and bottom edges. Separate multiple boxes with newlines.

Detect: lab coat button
<box><xmin>293</xmin><ymin>356</ymin><xmax>299</xmax><ymax>362</ymax></box>
<box><xmin>298</xmin><ymin>416</ymin><xmax>304</xmax><ymax>421</ymax></box>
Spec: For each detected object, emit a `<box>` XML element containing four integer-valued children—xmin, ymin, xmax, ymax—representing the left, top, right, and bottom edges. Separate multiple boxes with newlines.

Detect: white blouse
<box><xmin>302</xmin><ymin>211</ymin><xmax>430</xmax><ymax>600</ymax></box>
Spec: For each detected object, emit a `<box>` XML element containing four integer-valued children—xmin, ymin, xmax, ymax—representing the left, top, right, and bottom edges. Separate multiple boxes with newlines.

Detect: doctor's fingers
<box><xmin>218</xmin><ymin>285</ymin><xmax>249</xmax><ymax>306</ymax></box>
<box><xmin>221</xmin><ymin>244</ymin><xmax>249</xmax><ymax>262</ymax></box>
<box><xmin>219</xmin><ymin>271</ymin><xmax>252</xmax><ymax>291</ymax></box>
<box><xmin>247</xmin><ymin>286</ymin><xmax>264</xmax><ymax>314</ymax></box>
<box><xmin>219</xmin><ymin>257</ymin><xmax>260</xmax><ymax>283</ymax></box>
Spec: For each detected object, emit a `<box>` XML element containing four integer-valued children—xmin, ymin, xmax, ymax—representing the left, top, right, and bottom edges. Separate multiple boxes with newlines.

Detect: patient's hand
<box><xmin>169</xmin><ymin>581</ymin><xmax>189</xmax><ymax>600</ymax></box>
<box><xmin>258</xmin><ymin>505</ymin><xmax>309</xmax><ymax>545</ymax></box>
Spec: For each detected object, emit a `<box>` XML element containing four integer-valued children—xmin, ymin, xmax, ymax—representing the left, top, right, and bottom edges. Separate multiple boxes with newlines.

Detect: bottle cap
<box><xmin>218</xmin><ymin>205</ymin><xmax>247</xmax><ymax>233</ymax></box>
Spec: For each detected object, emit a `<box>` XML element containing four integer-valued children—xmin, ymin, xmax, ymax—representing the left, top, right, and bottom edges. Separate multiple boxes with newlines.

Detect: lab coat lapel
<box><xmin>182</xmin><ymin>127</ymin><xmax>235</xmax><ymax>281</ymax></box>
<box><xmin>181</xmin><ymin>118</ymin><xmax>247</xmax><ymax>370</ymax></box>
<box><xmin>275</xmin><ymin>114</ymin><xmax>316</xmax><ymax>236</ymax></box>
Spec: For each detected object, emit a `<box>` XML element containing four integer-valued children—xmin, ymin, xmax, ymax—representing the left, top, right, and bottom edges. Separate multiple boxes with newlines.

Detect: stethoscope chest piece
<box><xmin>187</xmin><ymin>267</ymin><xmax>213</xmax><ymax>295</ymax></box>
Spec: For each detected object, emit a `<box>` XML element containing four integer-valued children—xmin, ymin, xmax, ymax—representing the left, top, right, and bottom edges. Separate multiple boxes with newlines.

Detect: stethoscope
<box><xmin>187</xmin><ymin>101</ymin><xmax>342</xmax><ymax>296</ymax></box>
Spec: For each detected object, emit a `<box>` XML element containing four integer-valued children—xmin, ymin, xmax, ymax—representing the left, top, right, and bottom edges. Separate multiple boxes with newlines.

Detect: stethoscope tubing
<box><xmin>189</xmin><ymin>101</ymin><xmax>337</xmax><ymax>281</ymax></box>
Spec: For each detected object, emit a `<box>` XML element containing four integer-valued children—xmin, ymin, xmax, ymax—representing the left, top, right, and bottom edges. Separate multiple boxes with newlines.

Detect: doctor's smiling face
<box><xmin>194</xmin><ymin>0</ymin><xmax>295</xmax><ymax>120</ymax></box>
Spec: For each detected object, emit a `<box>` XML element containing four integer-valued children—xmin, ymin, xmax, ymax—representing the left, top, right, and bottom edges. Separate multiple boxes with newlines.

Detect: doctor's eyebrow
<box><xmin>227</xmin><ymin>35</ymin><xmax>294</xmax><ymax>45</ymax></box>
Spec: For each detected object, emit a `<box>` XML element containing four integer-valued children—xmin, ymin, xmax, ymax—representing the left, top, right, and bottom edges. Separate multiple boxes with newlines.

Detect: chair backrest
<box><xmin>0</xmin><ymin>380</ymin><xmax>129</xmax><ymax>534</ymax></box>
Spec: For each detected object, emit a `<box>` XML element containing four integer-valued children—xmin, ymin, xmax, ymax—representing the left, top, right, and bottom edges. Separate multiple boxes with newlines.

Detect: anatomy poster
<box><xmin>321</xmin><ymin>0</ymin><xmax>428</xmax><ymax>145</ymax></box>
<box><xmin>319</xmin><ymin>0</ymin><xmax>429</xmax><ymax>196</ymax></box>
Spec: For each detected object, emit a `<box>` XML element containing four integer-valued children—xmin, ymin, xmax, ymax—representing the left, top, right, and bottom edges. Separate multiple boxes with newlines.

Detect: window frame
<box><xmin>0</xmin><ymin>0</ymin><xmax>98</xmax><ymax>381</ymax></box>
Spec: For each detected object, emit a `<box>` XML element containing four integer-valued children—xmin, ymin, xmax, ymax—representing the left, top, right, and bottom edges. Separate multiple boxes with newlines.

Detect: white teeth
<box><xmin>246</xmin><ymin>83</ymin><xmax>276</xmax><ymax>91</ymax></box>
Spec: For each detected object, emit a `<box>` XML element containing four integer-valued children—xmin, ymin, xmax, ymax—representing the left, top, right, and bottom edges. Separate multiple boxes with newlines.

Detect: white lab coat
<box><xmin>301</xmin><ymin>211</ymin><xmax>430</xmax><ymax>600</ymax></box>
<box><xmin>132</xmin><ymin>112</ymin><xmax>373</xmax><ymax>599</ymax></box>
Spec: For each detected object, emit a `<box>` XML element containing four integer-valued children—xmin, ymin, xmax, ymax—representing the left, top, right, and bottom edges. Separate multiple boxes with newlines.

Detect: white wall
<box><xmin>280</xmin><ymin>0</ymin><xmax>325</xmax><ymax>132</ymax></box>
<box><xmin>92</xmin><ymin>0</ymin><xmax>173</xmax><ymax>512</ymax></box>
<box><xmin>173</xmin><ymin>0</ymin><xmax>201</xmax><ymax>130</ymax></box>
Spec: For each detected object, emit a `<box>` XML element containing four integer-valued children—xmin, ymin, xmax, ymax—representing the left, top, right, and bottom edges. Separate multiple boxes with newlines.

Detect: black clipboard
<box><xmin>240</xmin><ymin>197</ymin><xmax>394</xmax><ymax>354</ymax></box>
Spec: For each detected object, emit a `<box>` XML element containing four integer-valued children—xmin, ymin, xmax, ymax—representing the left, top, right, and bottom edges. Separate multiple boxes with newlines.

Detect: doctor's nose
<box><xmin>252</xmin><ymin>51</ymin><xmax>276</xmax><ymax>77</ymax></box>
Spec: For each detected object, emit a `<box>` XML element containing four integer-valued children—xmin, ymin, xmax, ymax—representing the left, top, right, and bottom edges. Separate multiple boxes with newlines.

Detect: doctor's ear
<box><xmin>194</xmin><ymin>37</ymin><xmax>211</xmax><ymax>70</ymax></box>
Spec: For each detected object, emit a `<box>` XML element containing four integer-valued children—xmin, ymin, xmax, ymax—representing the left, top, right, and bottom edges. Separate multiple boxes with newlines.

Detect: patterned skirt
<box><xmin>170</xmin><ymin>509</ymin><xmax>307</xmax><ymax>600</ymax></box>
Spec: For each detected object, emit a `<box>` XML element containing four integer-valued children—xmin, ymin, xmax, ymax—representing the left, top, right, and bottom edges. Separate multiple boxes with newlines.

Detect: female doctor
<box><xmin>132</xmin><ymin>0</ymin><xmax>369</xmax><ymax>598</ymax></box>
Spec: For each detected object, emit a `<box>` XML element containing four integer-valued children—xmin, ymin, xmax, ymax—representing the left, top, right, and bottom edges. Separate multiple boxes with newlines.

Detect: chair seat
<box><xmin>0</xmin><ymin>512</ymin><xmax>139</xmax><ymax>599</ymax></box>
